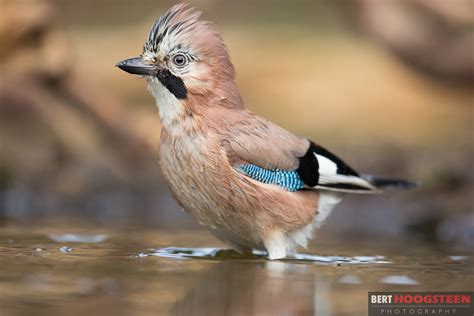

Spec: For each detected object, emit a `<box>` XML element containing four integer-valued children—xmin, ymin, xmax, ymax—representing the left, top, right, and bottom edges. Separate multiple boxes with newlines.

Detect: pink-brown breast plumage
<box><xmin>158</xmin><ymin>108</ymin><xmax>320</xmax><ymax>252</ymax></box>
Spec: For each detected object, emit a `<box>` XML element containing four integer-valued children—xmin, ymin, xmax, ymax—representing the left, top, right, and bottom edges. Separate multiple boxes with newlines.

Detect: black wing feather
<box><xmin>296</xmin><ymin>141</ymin><xmax>376</xmax><ymax>192</ymax></box>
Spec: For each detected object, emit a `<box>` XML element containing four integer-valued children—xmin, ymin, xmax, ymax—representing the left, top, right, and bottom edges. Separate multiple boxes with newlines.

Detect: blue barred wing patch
<box><xmin>236</xmin><ymin>164</ymin><xmax>305</xmax><ymax>192</ymax></box>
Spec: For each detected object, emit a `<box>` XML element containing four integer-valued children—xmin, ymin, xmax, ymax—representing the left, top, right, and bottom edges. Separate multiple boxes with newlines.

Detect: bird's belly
<box><xmin>158</xmin><ymin>136</ymin><xmax>260</xmax><ymax>247</ymax></box>
<box><xmin>161</xmin><ymin>167</ymin><xmax>259</xmax><ymax>248</ymax></box>
<box><xmin>158</xmin><ymin>135</ymin><xmax>322</xmax><ymax>250</ymax></box>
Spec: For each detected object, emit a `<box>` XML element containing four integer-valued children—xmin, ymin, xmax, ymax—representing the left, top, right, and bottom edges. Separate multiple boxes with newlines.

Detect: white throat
<box><xmin>147</xmin><ymin>78</ymin><xmax>184</xmax><ymax>130</ymax></box>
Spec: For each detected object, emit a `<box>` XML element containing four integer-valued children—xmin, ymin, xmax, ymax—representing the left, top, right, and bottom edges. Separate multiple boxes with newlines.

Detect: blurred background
<box><xmin>0</xmin><ymin>0</ymin><xmax>472</xmax><ymax>250</ymax></box>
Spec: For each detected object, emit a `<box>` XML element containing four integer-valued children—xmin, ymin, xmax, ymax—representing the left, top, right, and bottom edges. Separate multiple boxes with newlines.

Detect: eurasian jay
<box><xmin>117</xmin><ymin>4</ymin><xmax>413</xmax><ymax>259</ymax></box>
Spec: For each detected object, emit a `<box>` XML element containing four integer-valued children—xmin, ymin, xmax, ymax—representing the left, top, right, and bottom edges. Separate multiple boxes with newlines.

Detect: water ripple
<box><xmin>150</xmin><ymin>247</ymin><xmax>391</xmax><ymax>265</ymax></box>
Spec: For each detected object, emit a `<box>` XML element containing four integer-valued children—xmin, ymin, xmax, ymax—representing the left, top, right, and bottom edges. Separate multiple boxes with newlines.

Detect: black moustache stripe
<box><xmin>157</xmin><ymin>69</ymin><xmax>187</xmax><ymax>99</ymax></box>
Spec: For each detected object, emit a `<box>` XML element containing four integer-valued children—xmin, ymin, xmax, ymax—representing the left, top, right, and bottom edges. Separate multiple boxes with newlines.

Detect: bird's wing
<box><xmin>225</xmin><ymin>115</ymin><xmax>377</xmax><ymax>193</ymax></box>
<box><xmin>224</xmin><ymin>115</ymin><xmax>308</xmax><ymax>171</ymax></box>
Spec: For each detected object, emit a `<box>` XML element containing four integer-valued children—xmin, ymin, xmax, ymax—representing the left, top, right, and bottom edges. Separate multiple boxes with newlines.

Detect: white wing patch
<box><xmin>317</xmin><ymin>174</ymin><xmax>376</xmax><ymax>190</ymax></box>
<box><xmin>313</xmin><ymin>152</ymin><xmax>377</xmax><ymax>192</ymax></box>
<box><xmin>315</xmin><ymin>154</ymin><xmax>338</xmax><ymax>174</ymax></box>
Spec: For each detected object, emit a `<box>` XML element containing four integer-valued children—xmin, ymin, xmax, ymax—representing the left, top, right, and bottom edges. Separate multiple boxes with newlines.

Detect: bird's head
<box><xmin>116</xmin><ymin>4</ymin><xmax>241</xmax><ymax>127</ymax></box>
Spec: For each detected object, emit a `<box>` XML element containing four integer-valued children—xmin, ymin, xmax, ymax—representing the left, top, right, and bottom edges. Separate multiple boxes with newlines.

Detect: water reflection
<box><xmin>379</xmin><ymin>275</ymin><xmax>419</xmax><ymax>285</ymax></box>
<box><xmin>49</xmin><ymin>234</ymin><xmax>109</xmax><ymax>243</ymax></box>
<box><xmin>59</xmin><ymin>246</ymin><xmax>73</xmax><ymax>253</ymax></box>
<box><xmin>337</xmin><ymin>274</ymin><xmax>361</xmax><ymax>284</ymax></box>
<box><xmin>0</xmin><ymin>225</ymin><xmax>472</xmax><ymax>316</ymax></box>
<box><xmin>173</xmin><ymin>261</ymin><xmax>317</xmax><ymax>316</ymax></box>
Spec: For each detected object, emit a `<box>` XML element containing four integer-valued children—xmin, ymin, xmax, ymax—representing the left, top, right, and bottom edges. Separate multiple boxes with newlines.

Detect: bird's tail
<box><xmin>361</xmin><ymin>175</ymin><xmax>418</xmax><ymax>191</ymax></box>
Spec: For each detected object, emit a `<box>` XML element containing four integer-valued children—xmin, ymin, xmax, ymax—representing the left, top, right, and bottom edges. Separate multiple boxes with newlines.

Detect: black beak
<box><xmin>115</xmin><ymin>57</ymin><xmax>162</xmax><ymax>76</ymax></box>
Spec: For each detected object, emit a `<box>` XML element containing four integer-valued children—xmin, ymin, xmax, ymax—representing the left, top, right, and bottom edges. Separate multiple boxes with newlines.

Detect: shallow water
<box><xmin>0</xmin><ymin>223</ymin><xmax>472</xmax><ymax>316</ymax></box>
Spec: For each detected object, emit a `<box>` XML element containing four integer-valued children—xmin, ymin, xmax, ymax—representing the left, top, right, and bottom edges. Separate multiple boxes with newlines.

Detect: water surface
<box><xmin>0</xmin><ymin>223</ymin><xmax>472</xmax><ymax>316</ymax></box>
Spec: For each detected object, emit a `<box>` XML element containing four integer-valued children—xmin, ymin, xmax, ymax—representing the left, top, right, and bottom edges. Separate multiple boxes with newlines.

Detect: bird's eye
<box><xmin>172</xmin><ymin>54</ymin><xmax>188</xmax><ymax>67</ymax></box>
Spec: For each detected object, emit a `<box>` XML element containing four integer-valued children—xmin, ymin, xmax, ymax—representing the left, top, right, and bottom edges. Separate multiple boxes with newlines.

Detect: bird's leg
<box><xmin>263</xmin><ymin>231</ymin><xmax>287</xmax><ymax>260</ymax></box>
